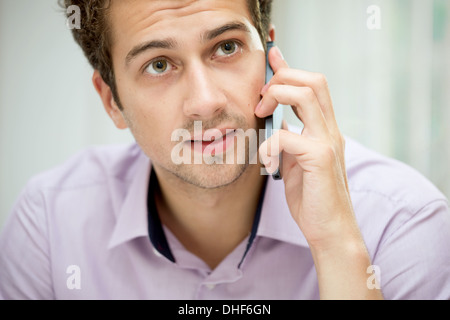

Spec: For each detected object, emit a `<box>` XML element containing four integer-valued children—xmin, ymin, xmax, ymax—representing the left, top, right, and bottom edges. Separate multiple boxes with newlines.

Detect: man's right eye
<box><xmin>145</xmin><ymin>59</ymin><xmax>173</xmax><ymax>75</ymax></box>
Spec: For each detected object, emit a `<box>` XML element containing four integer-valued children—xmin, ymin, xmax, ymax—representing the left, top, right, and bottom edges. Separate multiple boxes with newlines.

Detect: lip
<box><xmin>189</xmin><ymin>129</ymin><xmax>238</xmax><ymax>155</ymax></box>
<box><xmin>189</xmin><ymin>128</ymin><xmax>237</xmax><ymax>142</ymax></box>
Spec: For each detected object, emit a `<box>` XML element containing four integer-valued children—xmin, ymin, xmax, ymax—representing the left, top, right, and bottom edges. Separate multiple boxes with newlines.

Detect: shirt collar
<box><xmin>107</xmin><ymin>148</ymin><xmax>151</xmax><ymax>249</ymax></box>
<box><xmin>257</xmin><ymin>177</ymin><xmax>309</xmax><ymax>248</ymax></box>
<box><xmin>146</xmin><ymin>169</ymin><xmax>269</xmax><ymax>266</ymax></box>
<box><xmin>108</xmin><ymin>146</ymin><xmax>309</xmax><ymax>250</ymax></box>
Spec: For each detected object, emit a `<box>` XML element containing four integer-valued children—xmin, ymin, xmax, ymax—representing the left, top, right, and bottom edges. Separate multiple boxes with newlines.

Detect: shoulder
<box><xmin>342</xmin><ymin>137</ymin><xmax>450</xmax><ymax>299</ymax></box>
<box><xmin>0</xmin><ymin>143</ymin><xmax>146</xmax><ymax>299</ymax></box>
<box><xmin>342</xmin><ymin>136</ymin><xmax>450</xmax><ymax>271</ymax></box>
<box><xmin>4</xmin><ymin>142</ymin><xmax>147</xmax><ymax>234</ymax></box>
<box><xmin>344</xmin><ymin>136</ymin><xmax>448</xmax><ymax>211</ymax></box>
<box><xmin>25</xmin><ymin>143</ymin><xmax>145</xmax><ymax>192</ymax></box>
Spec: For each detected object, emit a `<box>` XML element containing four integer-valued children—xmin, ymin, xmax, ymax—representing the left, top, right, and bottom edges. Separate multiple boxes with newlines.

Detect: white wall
<box><xmin>1</xmin><ymin>0</ymin><xmax>449</xmax><ymax>229</ymax></box>
<box><xmin>0</xmin><ymin>0</ymin><xmax>134</xmax><ymax>228</ymax></box>
<box><xmin>272</xmin><ymin>0</ymin><xmax>450</xmax><ymax>199</ymax></box>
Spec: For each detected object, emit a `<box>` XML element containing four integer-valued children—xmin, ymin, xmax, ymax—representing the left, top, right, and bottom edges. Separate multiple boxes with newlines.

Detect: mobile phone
<box><xmin>264</xmin><ymin>41</ymin><xmax>283</xmax><ymax>180</ymax></box>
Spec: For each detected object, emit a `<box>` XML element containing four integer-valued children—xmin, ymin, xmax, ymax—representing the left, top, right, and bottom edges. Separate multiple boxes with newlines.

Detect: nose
<box><xmin>182</xmin><ymin>61</ymin><xmax>227</xmax><ymax>120</ymax></box>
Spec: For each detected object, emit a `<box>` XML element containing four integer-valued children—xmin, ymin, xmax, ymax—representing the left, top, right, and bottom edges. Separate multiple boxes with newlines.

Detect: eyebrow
<box><xmin>125</xmin><ymin>21</ymin><xmax>251</xmax><ymax>66</ymax></box>
<box><xmin>202</xmin><ymin>21</ymin><xmax>251</xmax><ymax>42</ymax></box>
<box><xmin>125</xmin><ymin>39</ymin><xmax>177</xmax><ymax>66</ymax></box>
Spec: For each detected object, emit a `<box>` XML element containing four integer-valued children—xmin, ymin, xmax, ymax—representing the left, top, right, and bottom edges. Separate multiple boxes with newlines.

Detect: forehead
<box><xmin>109</xmin><ymin>0</ymin><xmax>254</xmax><ymax>49</ymax></box>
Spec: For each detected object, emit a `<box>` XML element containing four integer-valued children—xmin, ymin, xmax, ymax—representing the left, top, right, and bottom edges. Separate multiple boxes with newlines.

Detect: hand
<box><xmin>257</xmin><ymin>46</ymin><xmax>356</xmax><ymax>250</ymax></box>
<box><xmin>256</xmin><ymin>46</ymin><xmax>383</xmax><ymax>299</ymax></box>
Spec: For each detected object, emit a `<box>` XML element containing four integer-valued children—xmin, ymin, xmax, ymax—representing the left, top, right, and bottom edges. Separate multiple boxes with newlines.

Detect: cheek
<box><xmin>243</xmin><ymin>53</ymin><xmax>266</xmax><ymax>99</ymax></box>
<box><xmin>120</xmin><ymin>83</ymin><xmax>175</xmax><ymax>130</ymax></box>
<box><xmin>120</xmin><ymin>96</ymin><xmax>172</xmax><ymax>153</ymax></box>
<box><xmin>238</xmin><ymin>64</ymin><xmax>266</xmax><ymax>117</ymax></box>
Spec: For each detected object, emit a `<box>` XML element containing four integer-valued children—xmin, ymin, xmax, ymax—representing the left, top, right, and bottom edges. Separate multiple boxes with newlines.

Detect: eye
<box><xmin>145</xmin><ymin>59</ymin><xmax>173</xmax><ymax>75</ymax></box>
<box><xmin>215</xmin><ymin>41</ymin><xmax>239</xmax><ymax>57</ymax></box>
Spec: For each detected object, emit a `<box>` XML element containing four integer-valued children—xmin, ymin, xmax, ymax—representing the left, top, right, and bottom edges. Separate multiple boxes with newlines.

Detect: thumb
<box><xmin>269</xmin><ymin>46</ymin><xmax>289</xmax><ymax>73</ymax></box>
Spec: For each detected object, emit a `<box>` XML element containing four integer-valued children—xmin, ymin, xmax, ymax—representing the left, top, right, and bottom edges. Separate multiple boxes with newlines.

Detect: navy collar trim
<box><xmin>147</xmin><ymin>168</ymin><xmax>268</xmax><ymax>267</ymax></box>
<box><xmin>147</xmin><ymin>168</ymin><xmax>176</xmax><ymax>262</ymax></box>
<box><xmin>238</xmin><ymin>176</ymin><xmax>268</xmax><ymax>268</ymax></box>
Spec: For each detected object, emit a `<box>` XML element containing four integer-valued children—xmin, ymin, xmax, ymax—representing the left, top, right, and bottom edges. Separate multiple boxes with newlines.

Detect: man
<box><xmin>0</xmin><ymin>0</ymin><xmax>449</xmax><ymax>300</ymax></box>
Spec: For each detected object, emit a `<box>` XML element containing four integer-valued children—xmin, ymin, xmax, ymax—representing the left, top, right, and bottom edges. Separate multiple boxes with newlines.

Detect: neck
<box><xmin>152</xmin><ymin>163</ymin><xmax>266</xmax><ymax>270</ymax></box>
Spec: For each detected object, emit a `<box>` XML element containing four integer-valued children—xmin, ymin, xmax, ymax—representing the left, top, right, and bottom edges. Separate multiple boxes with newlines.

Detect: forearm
<box><xmin>310</xmin><ymin>235</ymin><xmax>384</xmax><ymax>300</ymax></box>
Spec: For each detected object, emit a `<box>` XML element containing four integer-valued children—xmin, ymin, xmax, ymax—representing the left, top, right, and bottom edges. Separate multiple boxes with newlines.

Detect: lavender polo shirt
<box><xmin>1</xmin><ymin>132</ymin><xmax>450</xmax><ymax>300</ymax></box>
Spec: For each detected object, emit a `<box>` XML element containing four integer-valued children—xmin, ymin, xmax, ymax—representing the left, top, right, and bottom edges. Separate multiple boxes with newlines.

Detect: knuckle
<box><xmin>302</xmin><ymin>87</ymin><xmax>316</xmax><ymax>101</ymax></box>
<box><xmin>276</xmin><ymin>67</ymin><xmax>289</xmax><ymax>79</ymax></box>
<box><xmin>266</xmin><ymin>85</ymin><xmax>280</xmax><ymax>103</ymax></box>
<box><xmin>319</xmin><ymin>143</ymin><xmax>336</xmax><ymax>163</ymax></box>
<box><xmin>315</xmin><ymin>73</ymin><xmax>328</xmax><ymax>87</ymax></box>
<box><xmin>266</xmin><ymin>84</ymin><xmax>278</xmax><ymax>96</ymax></box>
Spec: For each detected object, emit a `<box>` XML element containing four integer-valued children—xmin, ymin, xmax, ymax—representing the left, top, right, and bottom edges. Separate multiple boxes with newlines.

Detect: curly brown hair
<box><xmin>61</xmin><ymin>0</ymin><xmax>273</xmax><ymax>110</ymax></box>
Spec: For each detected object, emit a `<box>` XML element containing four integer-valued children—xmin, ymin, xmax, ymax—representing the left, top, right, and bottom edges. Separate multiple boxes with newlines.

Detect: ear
<box><xmin>268</xmin><ymin>24</ymin><xmax>276</xmax><ymax>42</ymax></box>
<box><xmin>92</xmin><ymin>70</ymin><xmax>128</xmax><ymax>130</ymax></box>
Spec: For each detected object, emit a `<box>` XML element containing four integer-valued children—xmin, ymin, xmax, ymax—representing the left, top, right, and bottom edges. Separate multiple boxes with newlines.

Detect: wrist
<box><xmin>308</xmin><ymin>232</ymin><xmax>383</xmax><ymax>300</ymax></box>
<box><xmin>304</xmin><ymin>212</ymin><xmax>364</xmax><ymax>253</ymax></box>
<box><xmin>309</xmin><ymin>233</ymin><xmax>369</xmax><ymax>266</ymax></box>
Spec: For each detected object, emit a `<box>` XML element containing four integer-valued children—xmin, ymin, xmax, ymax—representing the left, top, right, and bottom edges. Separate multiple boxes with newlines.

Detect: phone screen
<box><xmin>264</xmin><ymin>41</ymin><xmax>283</xmax><ymax>180</ymax></box>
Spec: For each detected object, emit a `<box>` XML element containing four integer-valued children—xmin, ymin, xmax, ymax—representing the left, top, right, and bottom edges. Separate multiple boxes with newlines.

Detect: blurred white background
<box><xmin>1</xmin><ymin>0</ymin><xmax>449</xmax><ymax>229</ymax></box>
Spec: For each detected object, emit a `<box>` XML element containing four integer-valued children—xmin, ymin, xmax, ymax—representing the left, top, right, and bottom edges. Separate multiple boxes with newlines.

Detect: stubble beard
<box><xmin>122</xmin><ymin>103</ymin><xmax>263</xmax><ymax>190</ymax></box>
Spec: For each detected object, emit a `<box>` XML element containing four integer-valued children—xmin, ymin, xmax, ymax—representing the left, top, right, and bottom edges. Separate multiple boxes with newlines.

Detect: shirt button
<box><xmin>205</xmin><ymin>283</ymin><xmax>215</xmax><ymax>290</ymax></box>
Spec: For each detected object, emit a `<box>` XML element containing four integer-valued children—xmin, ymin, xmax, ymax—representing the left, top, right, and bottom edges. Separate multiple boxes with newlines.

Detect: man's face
<box><xmin>109</xmin><ymin>0</ymin><xmax>266</xmax><ymax>188</ymax></box>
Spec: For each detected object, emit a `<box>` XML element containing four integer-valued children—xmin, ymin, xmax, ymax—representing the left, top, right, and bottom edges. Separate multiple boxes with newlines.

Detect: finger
<box><xmin>259</xmin><ymin>129</ymin><xmax>335</xmax><ymax>173</ymax></box>
<box><xmin>268</xmin><ymin>46</ymin><xmax>289</xmax><ymax>72</ymax></box>
<box><xmin>256</xmin><ymin>85</ymin><xmax>329</xmax><ymax>140</ymax></box>
<box><xmin>262</xmin><ymin>68</ymin><xmax>338</xmax><ymax>136</ymax></box>
<box><xmin>259</xmin><ymin>130</ymin><xmax>336</xmax><ymax>179</ymax></box>
<box><xmin>279</xmin><ymin>120</ymin><xmax>302</xmax><ymax>178</ymax></box>
<box><xmin>259</xmin><ymin>46</ymin><xmax>289</xmax><ymax>97</ymax></box>
<box><xmin>260</xmin><ymin>129</ymin><xmax>309</xmax><ymax>158</ymax></box>
<box><xmin>259</xmin><ymin>130</ymin><xmax>301</xmax><ymax>174</ymax></box>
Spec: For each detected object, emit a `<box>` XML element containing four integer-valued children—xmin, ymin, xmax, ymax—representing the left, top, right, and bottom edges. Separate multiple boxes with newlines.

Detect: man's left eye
<box><xmin>216</xmin><ymin>41</ymin><xmax>239</xmax><ymax>57</ymax></box>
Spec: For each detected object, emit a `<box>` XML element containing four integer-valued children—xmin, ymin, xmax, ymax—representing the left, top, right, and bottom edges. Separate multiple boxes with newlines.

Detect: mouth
<box><xmin>189</xmin><ymin>129</ymin><xmax>238</xmax><ymax>155</ymax></box>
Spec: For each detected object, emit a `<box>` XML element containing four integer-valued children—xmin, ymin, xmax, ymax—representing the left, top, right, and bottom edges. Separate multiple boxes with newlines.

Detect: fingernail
<box><xmin>261</xmin><ymin>82</ymin><xmax>270</xmax><ymax>95</ymax></box>
<box><xmin>255</xmin><ymin>100</ymin><xmax>263</xmax><ymax>114</ymax></box>
<box><xmin>274</xmin><ymin>46</ymin><xmax>284</xmax><ymax>60</ymax></box>
<box><xmin>260</xmin><ymin>154</ymin><xmax>271</xmax><ymax>168</ymax></box>
<box><xmin>265</xmin><ymin>161</ymin><xmax>274</xmax><ymax>174</ymax></box>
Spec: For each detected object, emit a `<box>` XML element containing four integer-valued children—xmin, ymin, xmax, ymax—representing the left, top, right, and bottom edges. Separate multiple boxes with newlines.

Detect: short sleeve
<box><xmin>0</xmin><ymin>181</ymin><xmax>54</xmax><ymax>299</ymax></box>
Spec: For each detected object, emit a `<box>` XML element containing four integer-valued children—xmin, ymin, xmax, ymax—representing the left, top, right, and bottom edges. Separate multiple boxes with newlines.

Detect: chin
<box><xmin>171</xmin><ymin>162</ymin><xmax>249</xmax><ymax>190</ymax></box>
